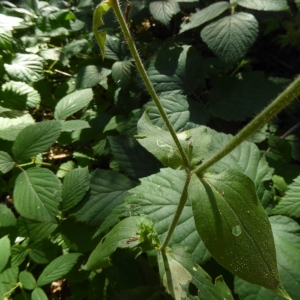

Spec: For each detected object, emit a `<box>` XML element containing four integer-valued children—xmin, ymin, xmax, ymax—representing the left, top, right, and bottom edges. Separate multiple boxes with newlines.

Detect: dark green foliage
<box><xmin>0</xmin><ymin>0</ymin><xmax>299</xmax><ymax>299</ymax></box>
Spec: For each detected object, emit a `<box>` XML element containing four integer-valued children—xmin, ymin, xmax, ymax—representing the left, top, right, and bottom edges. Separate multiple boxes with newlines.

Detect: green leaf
<box><xmin>180</xmin><ymin>2</ymin><xmax>230</xmax><ymax>33</ymax></box>
<box><xmin>0</xmin><ymin>267</ymin><xmax>18</xmax><ymax>298</ymax></box>
<box><xmin>12</xmin><ymin>120</ymin><xmax>61</xmax><ymax>163</ymax></box>
<box><xmin>38</xmin><ymin>49</ymin><xmax>69</xmax><ymax>66</ymax></box>
<box><xmin>271</xmin><ymin>175</ymin><xmax>300</xmax><ymax>218</ymax></box>
<box><xmin>0</xmin><ymin>112</ymin><xmax>35</xmax><ymax>141</ymax></box>
<box><xmin>0</xmin><ymin>236</ymin><xmax>10</xmax><ymax>273</ymax></box>
<box><xmin>0</xmin><ymin>151</ymin><xmax>15</xmax><ymax>174</ymax></box>
<box><xmin>37</xmin><ymin>253</ymin><xmax>81</xmax><ymax>286</ymax></box>
<box><xmin>201</xmin><ymin>12</ymin><xmax>258</xmax><ymax>63</ymax></box>
<box><xmin>0</xmin><ymin>29</ymin><xmax>12</xmax><ymax>51</ymax></box>
<box><xmin>61</xmin><ymin>120</ymin><xmax>90</xmax><ymax>132</ymax></box>
<box><xmin>29</xmin><ymin>239</ymin><xmax>60</xmax><ymax>264</ymax></box>
<box><xmin>61</xmin><ymin>167</ymin><xmax>90</xmax><ymax>212</ymax></box>
<box><xmin>0</xmin><ymin>204</ymin><xmax>17</xmax><ymax>239</ymax></box>
<box><xmin>14</xmin><ymin>168</ymin><xmax>62</xmax><ymax>222</ymax></box>
<box><xmin>143</xmin><ymin>91</ymin><xmax>190</xmax><ymax>132</ymax></box>
<box><xmin>158</xmin><ymin>245</ymin><xmax>233</xmax><ymax>299</ymax></box>
<box><xmin>136</xmin><ymin>109</ymin><xmax>211</xmax><ymax>169</ymax></box>
<box><xmin>4</xmin><ymin>54</ymin><xmax>44</xmax><ymax>83</ymax></box>
<box><xmin>149</xmin><ymin>0</ymin><xmax>180</xmax><ymax>25</ymax></box>
<box><xmin>57</xmin><ymin>161</ymin><xmax>75</xmax><ymax>178</ymax></box>
<box><xmin>93</xmin><ymin>1</ymin><xmax>112</xmax><ymax>59</ymax></box>
<box><xmin>108</xmin><ymin>136</ymin><xmax>162</xmax><ymax>181</ymax></box>
<box><xmin>208</xmin><ymin>73</ymin><xmax>285</xmax><ymax>121</ymax></box>
<box><xmin>0</xmin><ymin>81</ymin><xmax>41</xmax><ymax>110</ymax></box>
<box><xmin>54</xmin><ymin>89</ymin><xmax>93</xmax><ymax>120</ymax></box>
<box><xmin>189</xmin><ymin>169</ymin><xmax>289</xmax><ymax>298</ymax></box>
<box><xmin>75</xmin><ymin>65</ymin><xmax>111</xmax><ymax>89</ymax></box>
<box><xmin>19</xmin><ymin>271</ymin><xmax>36</xmax><ymax>290</ymax></box>
<box><xmin>83</xmin><ymin>216</ymin><xmax>148</xmax><ymax>270</ymax></box>
<box><xmin>126</xmin><ymin>168</ymin><xmax>210</xmax><ymax>263</ymax></box>
<box><xmin>236</xmin><ymin>0</ymin><xmax>289</xmax><ymax>11</ymax></box>
<box><xmin>234</xmin><ymin>216</ymin><xmax>300</xmax><ymax>299</ymax></box>
<box><xmin>268</xmin><ymin>135</ymin><xmax>292</xmax><ymax>163</ymax></box>
<box><xmin>17</xmin><ymin>217</ymin><xmax>57</xmax><ymax>241</ymax></box>
<box><xmin>111</xmin><ymin>60</ymin><xmax>131</xmax><ymax>88</ymax></box>
<box><xmin>11</xmin><ymin>245</ymin><xmax>28</xmax><ymax>267</ymax></box>
<box><xmin>105</xmin><ymin>34</ymin><xmax>127</xmax><ymax>60</ymax></box>
<box><xmin>72</xmin><ymin>169</ymin><xmax>137</xmax><ymax>226</ymax></box>
<box><xmin>146</xmin><ymin>44</ymin><xmax>204</xmax><ymax>94</ymax></box>
<box><xmin>31</xmin><ymin>287</ymin><xmax>48</xmax><ymax>300</ymax></box>
<box><xmin>0</xmin><ymin>14</ymin><xmax>24</xmax><ymax>30</ymax></box>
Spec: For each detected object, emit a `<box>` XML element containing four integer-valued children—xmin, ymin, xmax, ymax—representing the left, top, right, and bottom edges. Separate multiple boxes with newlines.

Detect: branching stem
<box><xmin>110</xmin><ymin>0</ymin><xmax>190</xmax><ymax>170</ymax></box>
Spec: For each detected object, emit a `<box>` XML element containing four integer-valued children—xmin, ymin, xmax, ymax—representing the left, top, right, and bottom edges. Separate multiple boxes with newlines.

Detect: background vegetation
<box><xmin>0</xmin><ymin>0</ymin><xmax>300</xmax><ymax>299</ymax></box>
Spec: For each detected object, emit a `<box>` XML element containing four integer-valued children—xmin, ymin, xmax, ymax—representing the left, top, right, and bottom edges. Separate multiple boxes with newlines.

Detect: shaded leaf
<box><xmin>29</xmin><ymin>239</ymin><xmax>60</xmax><ymax>264</ymax></box>
<box><xmin>73</xmin><ymin>169</ymin><xmax>137</xmax><ymax>226</ymax></box>
<box><xmin>0</xmin><ymin>236</ymin><xmax>10</xmax><ymax>273</ymax></box>
<box><xmin>0</xmin><ymin>151</ymin><xmax>15</xmax><ymax>174</ymax></box>
<box><xmin>37</xmin><ymin>253</ymin><xmax>81</xmax><ymax>286</ymax></box>
<box><xmin>112</xmin><ymin>60</ymin><xmax>131</xmax><ymax>88</ymax></box>
<box><xmin>201</xmin><ymin>13</ymin><xmax>258</xmax><ymax>63</ymax></box>
<box><xmin>180</xmin><ymin>2</ymin><xmax>230</xmax><ymax>33</ymax></box>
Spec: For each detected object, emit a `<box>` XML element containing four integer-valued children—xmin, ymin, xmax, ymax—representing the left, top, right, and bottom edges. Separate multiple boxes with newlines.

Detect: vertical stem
<box><xmin>110</xmin><ymin>0</ymin><xmax>190</xmax><ymax>170</ymax></box>
<box><xmin>194</xmin><ymin>76</ymin><xmax>300</xmax><ymax>175</ymax></box>
<box><xmin>159</xmin><ymin>173</ymin><xmax>191</xmax><ymax>251</ymax></box>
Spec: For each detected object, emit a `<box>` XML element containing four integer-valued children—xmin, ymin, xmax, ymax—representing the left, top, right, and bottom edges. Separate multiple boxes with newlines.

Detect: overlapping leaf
<box><xmin>0</xmin><ymin>151</ymin><xmax>15</xmax><ymax>174</ymax></box>
<box><xmin>201</xmin><ymin>13</ymin><xmax>258</xmax><ymax>63</ymax></box>
<box><xmin>149</xmin><ymin>0</ymin><xmax>180</xmax><ymax>25</ymax></box>
<box><xmin>180</xmin><ymin>2</ymin><xmax>230</xmax><ymax>33</ymax></box>
<box><xmin>236</xmin><ymin>0</ymin><xmax>289</xmax><ymax>11</ymax></box>
<box><xmin>112</xmin><ymin>60</ymin><xmax>131</xmax><ymax>88</ymax></box>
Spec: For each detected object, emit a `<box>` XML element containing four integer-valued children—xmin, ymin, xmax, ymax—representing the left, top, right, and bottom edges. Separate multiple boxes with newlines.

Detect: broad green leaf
<box><xmin>136</xmin><ymin>109</ymin><xmax>211</xmax><ymax>169</ymax></box>
<box><xmin>0</xmin><ymin>267</ymin><xmax>18</xmax><ymax>298</ymax></box>
<box><xmin>37</xmin><ymin>253</ymin><xmax>81</xmax><ymax>286</ymax></box>
<box><xmin>38</xmin><ymin>49</ymin><xmax>69</xmax><ymax>66</ymax></box>
<box><xmin>180</xmin><ymin>2</ymin><xmax>230</xmax><ymax>33</ymax></box>
<box><xmin>61</xmin><ymin>120</ymin><xmax>90</xmax><ymax>132</ymax></box>
<box><xmin>54</xmin><ymin>89</ymin><xmax>93</xmax><ymax>120</ymax></box>
<box><xmin>158</xmin><ymin>245</ymin><xmax>233</xmax><ymax>300</ymax></box>
<box><xmin>83</xmin><ymin>216</ymin><xmax>150</xmax><ymax>270</ymax></box>
<box><xmin>0</xmin><ymin>236</ymin><xmax>10</xmax><ymax>273</ymax></box>
<box><xmin>61</xmin><ymin>167</ymin><xmax>90</xmax><ymax>212</ymax></box>
<box><xmin>112</xmin><ymin>60</ymin><xmax>131</xmax><ymax>88</ymax></box>
<box><xmin>93</xmin><ymin>1</ymin><xmax>112</xmax><ymax>59</ymax></box>
<box><xmin>126</xmin><ymin>168</ymin><xmax>211</xmax><ymax>263</ymax></box>
<box><xmin>29</xmin><ymin>239</ymin><xmax>60</xmax><ymax>264</ymax></box>
<box><xmin>72</xmin><ymin>169</ymin><xmax>137</xmax><ymax>226</ymax></box>
<box><xmin>12</xmin><ymin>120</ymin><xmax>61</xmax><ymax>163</ymax></box>
<box><xmin>11</xmin><ymin>245</ymin><xmax>28</xmax><ymax>267</ymax></box>
<box><xmin>189</xmin><ymin>169</ymin><xmax>289</xmax><ymax>299</ymax></box>
<box><xmin>0</xmin><ymin>112</ymin><xmax>34</xmax><ymax>141</ymax></box>
<box><xmin>31</xmin><ymin>287</ymin><xmax>48</xmax><ymax>300</ymax></box>
<box><xmin>0</xmin><ymin>204</ymin><xmax>17</xmax><ymax>239</ymax></box>
<box><xmin>272</xmin><ymin>175</ymin><xmax>300</xmax><ymax>218</ymax></box>
<box><xmin>17</xmin><ymin>217</ymin><xmax>57</xmax><ymax>241</ymax></box>
<box><xmin>57</xmin><ymin>161</ymin><xmax>75</xmax><ymax>178</ymax></box>
<box><xmin>146</xmin><ymin>44</ymin><xmax>204</xmax><ymax>94</ymax></box>
<box><xmin>14</xmin><ymin>168</ymin><xmax>62</xmax><ymax>222</ymax></box>
<box><xmin>143</xmin><ymin>91</ymin><xmax>190</xmax><ymax>132</ymax></box>
<box><xmin>206</xmin><ymin>128</ymin><xmax>274</xmax><ymax>208</ymax></box>
<box><xmin>234</xmin><ymin>216</ymin><xmax>300</xmax><ymax>299</ymax></box>
<box><xmin>236</xmin><ymin>0</ymin><xmax>289</xmax><ymax>11</ymax></box>
<box><xmin>108</xmin><ymin>136</ymin><xmax>162</xmax><ymax>180</ymax></box>
<box><xmin>0</xmin><ymin>151</ymin><xmax>15</xmax><ymax>174</ymax></box>
<box><xmin>208</xmin><ymin>73</ymin><xmax>285</xmax><ymax>121</ymax></box>
<box><xmin>4</xmin><ymin>54</ymin><xmax>44</xmax><ymax>82</ymax></box>
<box><xmin>75</xmin><ymin>65</ymin><xmax>111</xmax><ymax>89</ymax></box>
<box><xmin>201</xmin><ymin>13</ymin><xmax>258</xmax><ymax>63</ymax></box>
<box><xmin>19</xmin><ymin>271</ymin><xmax>36</xmax><ymax>290</ymax></box>
<box><xmin>149</xmin><ymin>0</ymin><xmax>180</xmax><ymax>25</ymax></box>
<box><xmin>0</xmin><ymin>29</ymin><xmax>12</xmax><ymax>51</ymax></box>
<box><xmin>0</xmin><ymin>81</ymin><xmax>41</xmax><ymax>110</ymax></box>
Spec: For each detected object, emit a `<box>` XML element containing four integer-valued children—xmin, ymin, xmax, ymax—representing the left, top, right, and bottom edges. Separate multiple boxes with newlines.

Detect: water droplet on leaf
<box><xmin>232</xmin><ymin>225</ymin><xmax>242</xmax><ymax>237</ymax></box>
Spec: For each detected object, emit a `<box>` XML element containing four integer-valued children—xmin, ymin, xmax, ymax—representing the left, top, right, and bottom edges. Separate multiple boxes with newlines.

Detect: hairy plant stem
<box><xmin>110</xmin><ymin>0</ymin><xmax>190</xmax><ymax>170</ymax></box>
<box><xmin>159</xmin><ymin>173</ymin><xmax>191</xmax><ymax>251</ymax></box>
<box><xmin>194</xmin><ymin>75</ymin><xmax>300</xmax><ymax>175</ymax></box>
